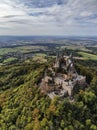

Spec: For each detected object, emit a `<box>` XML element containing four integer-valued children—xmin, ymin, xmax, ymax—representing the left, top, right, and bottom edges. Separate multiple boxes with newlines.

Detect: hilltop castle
<box><xmin>40</xmin><ymin>52</ymin><xmax>86</xmax><ymax>100</ymax></box>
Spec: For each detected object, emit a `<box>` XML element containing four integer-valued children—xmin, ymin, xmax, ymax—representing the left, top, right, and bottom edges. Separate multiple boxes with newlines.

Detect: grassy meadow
<box><xmin>78</xmin><ymin>51</ymin><xmax>97</xmax><ymax>60</ymax></box>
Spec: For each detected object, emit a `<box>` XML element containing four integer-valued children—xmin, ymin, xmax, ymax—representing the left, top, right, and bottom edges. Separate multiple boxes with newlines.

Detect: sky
<box><xmin>0</xmin><ymin>0</ymin><xmax>97</xmax><ymax>36</ymax></box>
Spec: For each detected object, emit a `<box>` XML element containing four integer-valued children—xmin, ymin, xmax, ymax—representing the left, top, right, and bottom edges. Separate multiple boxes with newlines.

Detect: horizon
<box><xmin>0</xmin><ymin>35</ymin><xmax>97</xmax><ymax>37</ymax></box>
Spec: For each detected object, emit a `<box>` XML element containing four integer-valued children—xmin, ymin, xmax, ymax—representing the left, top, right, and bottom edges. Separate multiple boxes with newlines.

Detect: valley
<box><xmin>0</xmin><ymin>36</ymin><xmax>97</xmax><ymax>65</ymax></box>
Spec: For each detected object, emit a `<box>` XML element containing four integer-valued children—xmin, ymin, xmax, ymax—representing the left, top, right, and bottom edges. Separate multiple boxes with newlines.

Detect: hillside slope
<box><xmin>0</xmin><ymin>60</ymin><xmax>97</xmax><ymax>130</ymax></box>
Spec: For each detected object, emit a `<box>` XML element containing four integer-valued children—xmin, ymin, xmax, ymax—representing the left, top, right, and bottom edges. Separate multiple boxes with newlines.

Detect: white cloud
<box><xmin>0</xmin><ymin>0</ymin><xmax>97</xmax><ymax>36</ymax></box>
<box><xmin>80</xmin><ymin>11</ymin><xmax>92</xmax><ymax>17</ymax></box>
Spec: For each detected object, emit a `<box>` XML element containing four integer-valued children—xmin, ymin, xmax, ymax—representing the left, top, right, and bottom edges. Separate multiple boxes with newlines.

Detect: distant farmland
<box><xmin>78</xmin><ymin>52</ymin><xmax>97</xmax><ymax>60</ymax></box>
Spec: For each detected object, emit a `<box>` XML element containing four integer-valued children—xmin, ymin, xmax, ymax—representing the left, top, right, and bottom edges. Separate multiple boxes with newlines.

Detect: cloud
<box><xmin>0</xmin><ymin>0</ymin><xmax>97</xmax><ymax>36</ymax></box>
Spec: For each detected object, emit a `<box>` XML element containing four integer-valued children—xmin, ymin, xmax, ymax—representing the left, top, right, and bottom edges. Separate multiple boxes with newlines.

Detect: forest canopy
<box><xmin>0</xmin><ymin>59</ymin><xmax>97</xmax><ymax>130</ymax></box>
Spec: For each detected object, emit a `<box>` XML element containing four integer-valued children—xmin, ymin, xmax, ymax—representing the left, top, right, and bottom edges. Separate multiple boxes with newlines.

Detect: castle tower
<box><xmin>67</xmin><ymin>53</ymin><xmax>78</xmax><ymax>79</ymax></box>
<box><xmin>54</xmin><ymin>51</ymin><xmax>60</xmax><ymax>68</ymax></box>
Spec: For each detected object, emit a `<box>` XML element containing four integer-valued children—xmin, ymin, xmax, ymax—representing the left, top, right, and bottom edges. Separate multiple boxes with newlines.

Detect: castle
<box><xmin>40</xmin><ymin>52</ymin><xmax>86</xmax><ymax>100</ymax></box>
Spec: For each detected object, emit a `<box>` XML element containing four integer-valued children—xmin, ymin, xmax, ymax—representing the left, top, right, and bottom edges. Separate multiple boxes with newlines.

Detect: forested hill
<box><xmin>0</xmin><ymin>59</ymin><xmax>97</xmax><ymax>130</ymax></box>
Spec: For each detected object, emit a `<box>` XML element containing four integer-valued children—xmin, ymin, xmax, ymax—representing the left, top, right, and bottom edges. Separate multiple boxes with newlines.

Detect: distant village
<box><xmin>40</xmin><ymin>52</ymin><xmax>87</xmax><ymax>100</ymax></box>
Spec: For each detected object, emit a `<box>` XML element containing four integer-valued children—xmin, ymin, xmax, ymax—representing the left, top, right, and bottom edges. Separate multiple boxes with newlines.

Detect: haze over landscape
<box><xmin>0</xmin><ymin>0</ymin><xmax>97</xmax><ymax>36</ymax></box>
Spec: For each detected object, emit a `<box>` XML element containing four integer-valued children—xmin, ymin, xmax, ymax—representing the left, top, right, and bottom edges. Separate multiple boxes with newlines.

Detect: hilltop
<box><xmin>0</xmin><ymin>54</ymin><xmax>97</xmax><ymax>130</ymax></box>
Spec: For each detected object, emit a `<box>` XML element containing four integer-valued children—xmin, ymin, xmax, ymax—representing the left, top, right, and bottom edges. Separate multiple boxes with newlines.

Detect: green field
<box><xmin>0</xmin><ymin>46</ymin><xmax>38</xmax><ymax>55</ymax></box>
<box><xmin>3</xmin><ymin>57</ymin><xmax>17</xmax><ymax>64</ymax></box>
<box><xmin>60</xmin><ymin>45</ymin><xmax>91</xmax><ymax>52</ymax></box>
<box><xmin>0</xmin><ymin>46</ymin><xmax>45</xmax><ymax>55</ymax></box>
<box><xmin>33</xmin><ymin>53</ymin><xmax>47</xmax><ymax>63</ymax></box>
<box><xmin>16</xmin><ymin>46</ymin><xmax>45</xmax><ymax>53</ymax></box>
<box><xmin>78</xmin><ymin>52</ymin><xmax>97</xmax><ymax>60</ymax></box>
<box><xmin>0</xmin><ymin>48</ymin><xmax>16</xmax><ymax>55</ymax></box>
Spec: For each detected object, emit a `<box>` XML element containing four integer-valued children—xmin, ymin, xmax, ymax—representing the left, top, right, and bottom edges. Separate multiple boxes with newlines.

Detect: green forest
<box><xmin>0</xmin><ymin>58</ymin><xmax>97</xmax><ymax>130</ymax></box>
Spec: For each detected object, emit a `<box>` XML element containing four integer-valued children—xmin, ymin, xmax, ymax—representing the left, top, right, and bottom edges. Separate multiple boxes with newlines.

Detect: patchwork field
<box><xmin>0</xmin><ymin>42</ymin><xmax>97</xmax><ymax>66</ymax></box>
